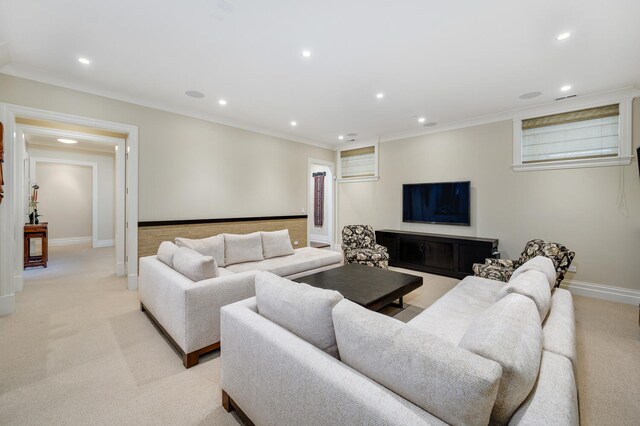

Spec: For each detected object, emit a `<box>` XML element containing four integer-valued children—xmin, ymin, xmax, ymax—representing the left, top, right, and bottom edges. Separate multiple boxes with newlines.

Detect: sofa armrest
<box><xmin>183</xmin><ymin>271</ymin><xmax>257</xmax><ymax>353</ymax></box>
<box><xmin>372</xmin><ymin>243</ymin><xmax>388</xmax><ymax>253</ymax></box>
<box><xmin>485</xmin><ymin>258</ymin><xmax>515</xmax><ymax>267</ymax></box>
<box><xmin>220</xmin><ymin>300</ymin><xmax>444</xmax><ymax>426</ymax></box>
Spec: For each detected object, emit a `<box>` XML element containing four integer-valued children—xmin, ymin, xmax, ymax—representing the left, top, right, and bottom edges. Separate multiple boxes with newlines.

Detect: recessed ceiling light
<box><xmin>290</xmin><ymin>121</ymin><xmax>297</xmax><ymax>127</ymax></box>
<box><xmin>376</xmin><ymin>92</ymin><xmax>384</xmax><ymax>99</ymax></box>
<box><xmin>519</xmin><ymin>91</ymin><xmax>542</xmax><ymax>99</ymax></box>
<box><xmin>218</xmin><ymin>99</ymin><xmax>227</xmax><ymax>106</ymax></box>
<box><xmin>78</xmin><ymin>57</ymin><xmax>91</xmax><ymax>65</ymax></box>
<box><xmin>556</xmin><ymin>32</ymin><xmax>571</xmax><ymax>41</ymax></box>
<box><xmin>301</xmin><ymin>50</ymin><xmax>311</xmax><ymax>58</ymax></box>
<box><xmin>338</xmin><ymin>135</ymin><xmax>344</xmax><ymax>140</ymax></box>
<box><xmin>418</xmin><ymin>117</ymin><xmax>426</xmax><ymax>123</ymax></box>
<box><xmin>185</xmin><ymin>90</ymin><xmax>205</xmax><ymax>98</ymax></box>
<box><xmin>560</xmin><ymin>85</ymin><xmax>572</xmax><ymax>92</ymax></box>
<box><xmin>57</xmin><ymin>138</ymin><xmax>78</xmax><ymax>144</ymax></box>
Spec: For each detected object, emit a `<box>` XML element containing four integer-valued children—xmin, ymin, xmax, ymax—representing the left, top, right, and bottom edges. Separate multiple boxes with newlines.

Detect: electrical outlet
<box><xmin>293</xmin><ymin>240</ymin><xmax>299</xmax><ymax>245</ymax></box>
<box><xmin>568</xmin><ymin>265</ymin><xmax>577</xmax><ymax>273</ymax></box>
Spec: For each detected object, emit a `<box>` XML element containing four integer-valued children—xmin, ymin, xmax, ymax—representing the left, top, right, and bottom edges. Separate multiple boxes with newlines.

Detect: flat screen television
<box><xmin>403</xmin><ymin>181</ymin><xmax>470</xmax><ymax>226</ymax></box>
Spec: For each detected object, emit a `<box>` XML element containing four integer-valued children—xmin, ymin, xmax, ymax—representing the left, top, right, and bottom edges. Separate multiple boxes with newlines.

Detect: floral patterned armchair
<box><xmin>341</xmin><ymin>225</ymin><xmax>389</xmax><ymax>269</ymax></box>
<box><xmin>472</xmin><ymin>239</ymin><xmax>575</xmax><ymax>287</ymax></box>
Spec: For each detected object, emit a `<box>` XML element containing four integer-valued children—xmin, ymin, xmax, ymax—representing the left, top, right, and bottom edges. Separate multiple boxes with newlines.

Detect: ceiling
<box><xmin>1</xmin><ymin>0</ymin><xmax>639</xmax><ymax>147</ymax></box>
<box><xmin>26</xmin><ymin>134</ymin><xmax>116</xmax><ymax>154</ymax></box>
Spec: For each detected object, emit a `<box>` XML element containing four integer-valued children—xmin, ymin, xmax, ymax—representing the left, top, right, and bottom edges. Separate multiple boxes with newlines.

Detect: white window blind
<box><xmin>522</xmin><ymin>104</ymin><xmax>619</xmax><ymax>163</ymax></box>
<box><xmin>340</xmin><ymin>146</ymin><xmax>375</xmax><ymax>178</ymax></box>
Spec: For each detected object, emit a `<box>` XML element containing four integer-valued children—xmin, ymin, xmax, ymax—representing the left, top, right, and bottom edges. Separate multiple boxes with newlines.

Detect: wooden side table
<box><xmin>24</xmin><ymin>223</ymin><xmax>48</xmax><ymax>269</ymax></box>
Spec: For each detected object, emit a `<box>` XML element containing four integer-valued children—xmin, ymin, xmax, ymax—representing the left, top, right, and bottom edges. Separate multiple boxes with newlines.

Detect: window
<box><xmin>338</xmin><ymin>144</ymin><xmax>378</xmax><ymax>181</ymax></box>
<box><xmin>513</xmin><ymin>99</ymin><xmax>632</xmax><ymax>171</ymax></box>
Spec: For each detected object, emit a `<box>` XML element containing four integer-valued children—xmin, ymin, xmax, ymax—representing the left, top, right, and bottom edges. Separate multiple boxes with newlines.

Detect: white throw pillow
<box><xmin>333</xmin><ymin>299</ymin><xmax>502</xmax><ymax>426</ymax></box>
<box><xmin>459</xmin><ymin>293</ymin><xmax>543</xmax><ymax>425</ymax></box>
<box><xmin>255</xmin><ymin>271</ymin><xmax>342</xmax><ymax>358</ymax></box>
<box><xmin>261</xmin><ymin>229</ymin><xmax>295</xmax><ymax>259</ymax></box>
<box><xmin>157</xmin><ymin>241</ymin><xmax>179</xmax><ymax>267</ymax></box>
<box><xmin>510</xmin><ymin>256</ymin><xmax>556</xmax><ymax>290</ymax></box>
<box><xmin>224</xmin><ymin>232</ymin><xmax>264</xmax><ymax>265</ymax></box>
<box><xmin>172</xmin><ymin>247</ymin><xmax>219</xmax><ymax>282</ymax></box>
<box><xmin>175</xmin><ymin>234</ymin><xmax>225</xmax><ymax>267</ymax></box>
<box><xmin>497</xmin><ymin>269</ymin><xmax>552</xmax><ymax>322</ymax></box>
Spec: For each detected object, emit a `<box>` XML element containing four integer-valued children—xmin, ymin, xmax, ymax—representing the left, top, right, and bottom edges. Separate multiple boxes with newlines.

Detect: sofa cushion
<box><xmin>333</xmin><ymin>299</ymin><xmax>502</xmax><ymax>426</ymax></box>
<box><xmin>508</xmin><ymin>351</ymin><xmax>579</xmax><ymax>426</ymax></box>
<box><xmin>459</xmin><ymin>293</ymin><xmax>542</xmax><ymax>425</ymax></box>
<box><xmin>510</xmin><ymin>256</ymin><xmax>556</xmax><ymax>290</ymax></box>
<box><xmin>496</xmin><ymin>269</ymin><xmax>551</xmax><ymax>322</ymax></box>
<box><xmin>225</xmin><ymin>247</ymin><xmax>342</xmax><ymax>277</ymax></box>
<box><xmin>224</xmin><ymin>232</ymin><xmax>264</xmax><ymax>265</ymax></box>
<box><xmin>407</xmin><ymin>276</ymin><xmax>506</xmax><ymax>345</ymax></box>
<box><xmin>172</xmin><ymin>247</ymin><xmax>219</xmax><ymax>282</ymax></box>
<box><xmin>261</xmin><ymin>229</ymin><xmax>295</xmax><ymax>259</ymax></box>
<box><xmin>157</xmin><ymin>241</ymin><xmax>179</xmax><ymax>267</ymax></box>
<box><xmin>175</xmin><ymin>234</ymin><xmax>225</xmax><ymax>267</ymax></box>
<box><xmin>255</xmin><ymin>272</ymin><xmax>342</xmax><ymax>358</ymax></box>
<box><xmin>543</xmin><ymin>288</ymin><xmax>577</xmax><ymax>374</ymax></box>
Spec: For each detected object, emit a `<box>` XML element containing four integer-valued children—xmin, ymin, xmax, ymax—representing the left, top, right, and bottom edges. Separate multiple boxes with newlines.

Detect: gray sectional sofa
<box><xmin>220</xmin><ymin>256</ymin><xmax>578</xmax><ymax>425</ymax></box>
<box><xmin>138</xmin><ymin>230</ymin><xmax>342</xmax><ymax>367</ymax></box>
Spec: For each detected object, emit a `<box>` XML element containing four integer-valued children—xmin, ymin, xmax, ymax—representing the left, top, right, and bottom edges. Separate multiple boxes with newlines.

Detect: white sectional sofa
<box><xmin>220</xmin><ymin>256</ymin><xmax>578</xmax><ymax>425</ymax></box>
<box><xmin>138</xmin><ymin>230</ymin><xmax>342</xmax><ymax>367</ymax></box>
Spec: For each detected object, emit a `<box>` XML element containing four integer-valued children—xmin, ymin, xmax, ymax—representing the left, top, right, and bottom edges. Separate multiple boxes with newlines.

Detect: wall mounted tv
<box><xmin>403</xmin><ymin>181</ymin><xmax>471</xmax><ymax>226</ymax></box>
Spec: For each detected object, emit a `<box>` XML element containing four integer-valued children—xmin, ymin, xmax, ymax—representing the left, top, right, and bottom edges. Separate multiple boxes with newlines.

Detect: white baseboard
<box><xmin>561</xmin><ymin>280</ymin><xmax>640</xmax><ymax>305</ymax></box>
<box><xmin>0</xmin><ymin>293</ymin><xmax>15</xmax><ymax>316</ymax></box>
<box><xmin>116</xmin><ymin>261</ymin><xmax>126</xmax><ymax>277</ymax></box>
<box><xmin>128</xmin><ymin>274</ymin><xmax>138</xmax><ymax>291</ymax></box>
<box><xmin>309</xmin><ymin>234</ymin><xmax>331</xmax><ymax>244</ymax></box>
<box><xmin>14</xmin><ymin>274</ymin><xmax>23</xmax><ymax>293</ymax></box>
<box><xmin>49</xmin><ymin>236</ymin><xmax>92</xmax><ymax>246</ymax></box>
<box><xmin>93</xmin><ymin>239</ymin><xmax>115</xmax><ymax>248</ymax></box>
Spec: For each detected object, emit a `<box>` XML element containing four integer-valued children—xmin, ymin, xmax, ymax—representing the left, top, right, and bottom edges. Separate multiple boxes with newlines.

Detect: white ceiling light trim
<box><xmin>218</xmin><ymin>99</ymin><xmax>227</xmax><ymax>105</ymax></box>
<box><xmin>417</xmin><ymin>117</ymin><xmax>426</xmax><ymax>123</ymax></box>
<box><xmin>556</xmin><ymin>32</ymin><xmax>571</xmax><ymax>41</ymax></box>
<box><xmin>560</xmin><ymin>85</ymin><xmax>572</xmax><ymax>92</ymax></box>
<box><xmin>301</xmin><ymin>50</ymin><xmax>311</xmax><ymax>58</ymax></box>
<box><xmin>77</xmin><ymin>57</ymin><xmax>91</xmax><ymax>65</ymax></box>
<box><xmin>290</xmin><ymin>121</ymin><xmax>297</xmax><ymax>126</ymax></box>
<box><xmin>376</xmin><ymin>92</ymin><xmax>384</xmax><ymax>99</ymax></box>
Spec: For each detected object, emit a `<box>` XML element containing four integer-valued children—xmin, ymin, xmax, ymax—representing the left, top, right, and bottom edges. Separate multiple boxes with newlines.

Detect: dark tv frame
<box><xmin>402</xmin><ymin>181</ymin><xmax>471</xmax><ymax>226</ymax></box>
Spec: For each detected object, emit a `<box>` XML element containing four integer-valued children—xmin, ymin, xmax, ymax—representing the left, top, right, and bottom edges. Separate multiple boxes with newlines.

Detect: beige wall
<box><xmin>339</xmin><ymin>98</ymin><xmax>640</xmax><ymax>291</ymax></box>
<box><xmin>0</xmin><ymin>74</ymin><xmax>335</xmax><ymax>221</ymax></box>
<box><xmin>27</xmin><ymin>145</ymin><xmax>115</xmax><ymax>241</ymax></box>
<box><xmin>34</xmin><ymin>163</ymin><xmax>92</xmax><ymax>240</ymax></box>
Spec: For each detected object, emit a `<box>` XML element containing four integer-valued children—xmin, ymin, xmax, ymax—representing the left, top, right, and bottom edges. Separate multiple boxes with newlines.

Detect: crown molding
<box><xmin>0</xmin><ymin>64</ymin><xmax>335</xmax><ymax>151</ymax></box>
<box><xmin>379</xmin><ymin>87</ymin><xmax>640</xmax><ymax>143</ymax></box>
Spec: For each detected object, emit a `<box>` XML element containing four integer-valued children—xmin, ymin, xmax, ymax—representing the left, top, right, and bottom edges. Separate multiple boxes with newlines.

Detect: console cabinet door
<box><xmin>422</xmin><ymin>241</ymin><xmax>454</xmax><ymax>270</ymax></box>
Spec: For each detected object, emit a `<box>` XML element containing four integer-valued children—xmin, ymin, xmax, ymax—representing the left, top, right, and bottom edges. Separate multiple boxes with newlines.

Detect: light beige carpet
<box><xmin>0</xmin><ymin>247</ymin><xmax>638</xmax><ymax>425</ymax></box>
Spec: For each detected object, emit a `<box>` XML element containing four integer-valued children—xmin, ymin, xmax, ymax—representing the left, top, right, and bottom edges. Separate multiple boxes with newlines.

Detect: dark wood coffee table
<box><xmin>294</xmin><ymin>263</ymin><xmax>423</xmax><ymax>312</ymax></box>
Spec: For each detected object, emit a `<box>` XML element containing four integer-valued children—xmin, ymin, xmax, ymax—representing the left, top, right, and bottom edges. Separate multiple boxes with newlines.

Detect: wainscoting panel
<box><xmin>138</xmin><ymin>216</ymin><xmax>307</xmax><ymax>259</ymax></box>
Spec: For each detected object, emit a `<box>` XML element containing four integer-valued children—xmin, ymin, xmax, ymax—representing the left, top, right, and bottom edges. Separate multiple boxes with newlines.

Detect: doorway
<box><xmin>0</xmin><ymin>104</ymin><xmax>139</xmax><ymax>316</ymax></box>
<box><xmin>307</xmin><ymin>159</ymin><xmax>335</xmax><ymax>249</ymax></box>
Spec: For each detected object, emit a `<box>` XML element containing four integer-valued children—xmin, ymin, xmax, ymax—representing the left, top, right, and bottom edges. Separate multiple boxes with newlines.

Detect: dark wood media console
<box><xmin>375</xmin><ymin>229</ymin><xmax>499</xmax><ymax>279</ymax></box>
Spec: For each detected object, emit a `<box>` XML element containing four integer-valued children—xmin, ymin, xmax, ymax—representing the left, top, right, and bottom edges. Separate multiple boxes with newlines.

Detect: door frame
<box><xmin>0</xmin><ymin>103</ymin><xmax>139</xmax><ymax>316</ymax></box>
<box><xmin>307</xmin><ymin>158</ymin><xmax>336</xmax><ymax>249</ymax></box>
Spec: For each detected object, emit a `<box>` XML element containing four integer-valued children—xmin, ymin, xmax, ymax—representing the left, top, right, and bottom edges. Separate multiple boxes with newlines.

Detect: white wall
<box><xmin>309</xmin><ymin>163</ymin><xmax>332</xmax><ymax>243</ymax></box>
<box><xmin>27</xmin><ymin>145</ymin><xmax>115</xmax><ymax>242</ymax></box>
<box><xmin>33</xmin><ymin>162</ymin><xmax>92</xmax><ymax>240</ymax></box>
<box><xmin>0</xmin><ymin>74</ymin><xmax>335</xmax><ymax>221</ymax></box>
<box><xmin>339</xmin><ymin>98</ymin><xmax>640</xmax><ymax>292</ymax></box>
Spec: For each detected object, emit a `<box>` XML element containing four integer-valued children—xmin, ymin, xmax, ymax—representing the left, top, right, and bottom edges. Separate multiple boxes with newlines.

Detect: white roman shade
<box><xmin>340</xmin><ymin>146</ymin><xmax>376</xmax><ymax>178</ymax></box>
<box><xmin>521</xmin><ymin>104</ymin><xmax>620</xmax><ymax>163</ymax></box>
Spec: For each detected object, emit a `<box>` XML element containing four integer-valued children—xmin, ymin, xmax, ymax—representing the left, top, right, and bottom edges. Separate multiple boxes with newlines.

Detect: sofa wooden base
<box><xmin>222</xmin><ymin>389</ymin><xmax>255</xmax><ymax>426</ymax></box>
<box><xmin>140</xmin><ymin>302</ymin><xmax>220</xmax><ymax>368</ymax></box>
